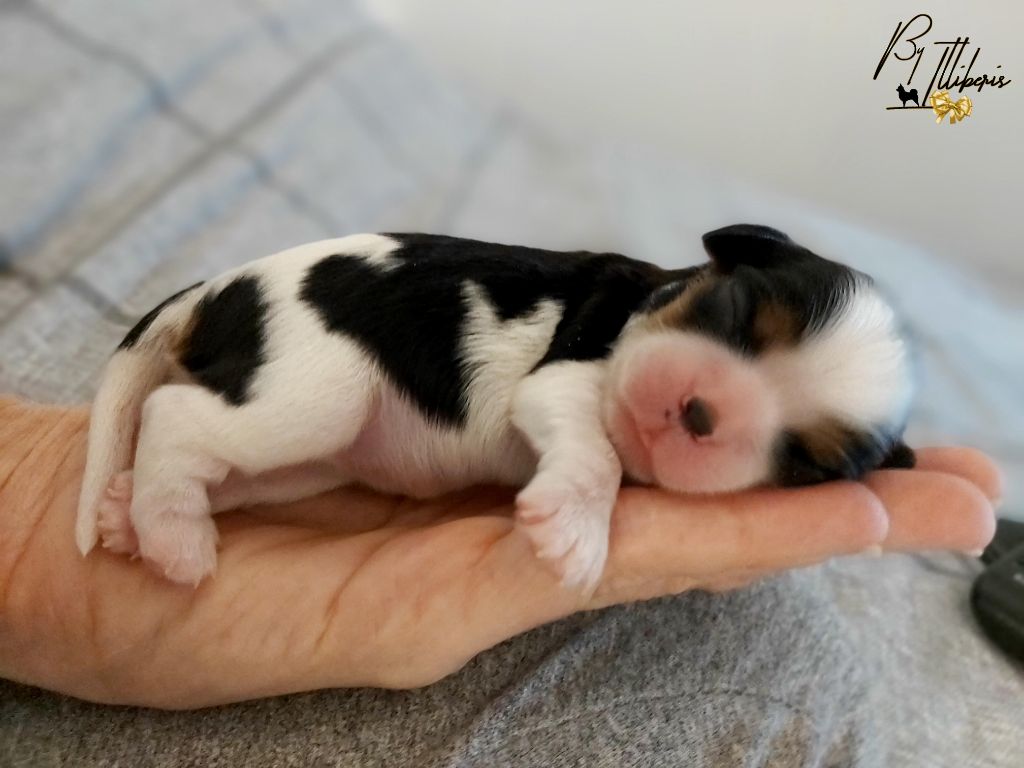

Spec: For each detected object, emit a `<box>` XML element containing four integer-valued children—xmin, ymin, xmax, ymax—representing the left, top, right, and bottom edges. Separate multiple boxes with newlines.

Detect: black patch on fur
<box><xmin>879</xmin><ymin>439</ymin><xmax>916</xmax><ymax>469</ymax></box>
<box><xmin>118</xmin><ymin>282</ymin><xmax>204</xmax><ymax>350</ymax></box>
<box><xmin>702</xmin><ymin>224</ymin><xmax>793</xmax><ymax>273</ymax></box>
<box><xmin>179</xmin><ymin>276</ymin><xmax>267</xmax><ymax>406</ymax></box>
<box><xmin>689</xmin><ymin>277</ymin><xmax>757</xmax><ymax>353</ymax></box>
<box><xmin>773</xmin><ymin>429</ymin><xmax>904</xmax><ymax>487</ymax></box>
<box><xmin>685</xmin><ymin>229</ymin><xmax>856</xmax><ymax>356</ymax></box>
<box><xmin>300</xmin><ymin>233</ymin><xmax>676</xmax><ymax>427</ymax></box>
<box><xmin>775</xmin><ymin>432</ymin><xmax>835</xmax><ymax>486</ymax></box>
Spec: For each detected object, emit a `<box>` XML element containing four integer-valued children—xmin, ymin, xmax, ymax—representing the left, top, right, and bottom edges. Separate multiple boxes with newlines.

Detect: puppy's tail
<box><xmin>75</xmin><ymin>283</ymin><xmax>205</xmax><ymax>555</ymax></box>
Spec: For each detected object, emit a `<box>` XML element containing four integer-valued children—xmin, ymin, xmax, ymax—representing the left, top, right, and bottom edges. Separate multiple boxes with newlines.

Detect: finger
<box><xmin>864</xmin><ymin>469</ymin><xmax>995</xmax><ymax>553</ymax></box>
<box><xmin>606</xmin><ymin>481</ymin><xmax>888</xmax><ymax>586</ymax></box>
<box><xmin>911</xmin><ymin>446</ymin><xmax>1003</xmax><ymax>503</ymax></box>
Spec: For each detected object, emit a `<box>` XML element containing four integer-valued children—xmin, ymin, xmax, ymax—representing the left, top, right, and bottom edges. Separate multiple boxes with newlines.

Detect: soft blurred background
<box><xmin>1</xmin><ymin>0</ymin><xmax>1022</xmax><ymax>761</ymax></box>
<box><xmin>371</xmin><ymin>0</ymin><xmax>1024</xmax><ymax>295</ymax></box>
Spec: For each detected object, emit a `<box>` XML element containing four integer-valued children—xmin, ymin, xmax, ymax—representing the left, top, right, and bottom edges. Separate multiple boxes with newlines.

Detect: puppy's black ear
<box><xmin>878</xmin><ymin>439</ymin><xmax>916</xmax><ymax>470</ymax></box>
<box><xmin>702</xmin><ymin>224</ymin><xmax>804</xmax><ymax>273</ymax></box>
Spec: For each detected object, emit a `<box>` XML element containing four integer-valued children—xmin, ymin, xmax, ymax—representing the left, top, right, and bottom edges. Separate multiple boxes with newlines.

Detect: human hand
<box><xmin>0</xmin><ymin>398</ymin><xmax>999</xmax><ymax>708</ymax></box>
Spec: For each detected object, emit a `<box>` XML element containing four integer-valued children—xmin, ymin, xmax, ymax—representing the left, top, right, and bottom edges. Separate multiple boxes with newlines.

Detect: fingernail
<box><xmin>861</xmin><ymin>545</ymin><xmax>884</xmax><ymax>557</ymax></box>
<box><xmin>967</xmin><ymin>548</ymin><xmax>985</xmax><ymax>558</ymax></box>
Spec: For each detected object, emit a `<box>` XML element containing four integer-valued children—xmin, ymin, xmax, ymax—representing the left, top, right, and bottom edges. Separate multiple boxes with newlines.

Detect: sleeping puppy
<box><xmin>75</xmin><ymin>225</ymin><xmax>915</xmax><ymax>590</ymax></box>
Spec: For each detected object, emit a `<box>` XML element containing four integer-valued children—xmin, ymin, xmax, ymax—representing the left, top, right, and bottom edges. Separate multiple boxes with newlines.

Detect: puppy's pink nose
<box><xmin>681</xmin><ymin>398</ymin><xmax>716</xmax><ymax>437</ymax></box>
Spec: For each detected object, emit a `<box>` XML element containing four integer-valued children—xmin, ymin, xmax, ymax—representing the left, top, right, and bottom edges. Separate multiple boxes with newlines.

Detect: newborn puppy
<box><xmin>76</xmin><ymin>225</ymin><xmax>915</xmax><ymax>590</ymax></box>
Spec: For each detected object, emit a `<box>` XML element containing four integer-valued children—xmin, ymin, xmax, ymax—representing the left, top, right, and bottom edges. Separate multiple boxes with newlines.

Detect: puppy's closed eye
<box><xmin>690</xmin><ymin>279</ymin><xmax>753</xmax><ymax>352</ymax></box>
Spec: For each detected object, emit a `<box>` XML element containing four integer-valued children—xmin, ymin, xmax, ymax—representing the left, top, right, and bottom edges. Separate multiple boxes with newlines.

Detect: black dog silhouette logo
<box><xmin>896</xmin><ymin>84</ymin><xmax>919</xmax><ymax>107</ymax></box>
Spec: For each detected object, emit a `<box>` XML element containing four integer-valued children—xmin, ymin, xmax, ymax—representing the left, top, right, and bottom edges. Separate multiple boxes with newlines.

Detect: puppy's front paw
<box><xmin>515</xmin><ymin>470</ymin><xmax>617</xmax><ymax>593</ymax></box>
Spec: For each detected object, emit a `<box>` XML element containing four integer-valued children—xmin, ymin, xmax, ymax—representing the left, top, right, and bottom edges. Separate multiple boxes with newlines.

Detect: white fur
<box><xmin>760</xmin><ymin>283</ymin><xmax>912</xmax><ymax>430</ymax></box>
<box><xmin>459</xmin><ymin>281</ymin><xmax>563</xmax><ymax>468</ymax></box>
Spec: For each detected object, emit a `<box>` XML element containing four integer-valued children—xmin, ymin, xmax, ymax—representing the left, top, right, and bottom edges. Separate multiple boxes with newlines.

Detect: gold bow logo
<box><xmin>930</xmin><ymin>90</ymin><xmax>973</xmax><ymax>124</ymax></box>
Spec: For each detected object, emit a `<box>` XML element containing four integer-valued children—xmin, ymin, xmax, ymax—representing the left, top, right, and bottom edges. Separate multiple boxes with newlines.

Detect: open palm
<box><xmin>0</xmin><ymin>400</ymin><xmax>999</xmax><ymax>709</ymax></box>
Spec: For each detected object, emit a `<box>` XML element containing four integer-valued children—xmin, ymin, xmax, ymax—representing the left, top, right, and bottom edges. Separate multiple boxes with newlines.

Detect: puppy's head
<box><xmin>605</xmin><ymin>224</ymin><xmax>915</xmax><ymax>493</ymax></box>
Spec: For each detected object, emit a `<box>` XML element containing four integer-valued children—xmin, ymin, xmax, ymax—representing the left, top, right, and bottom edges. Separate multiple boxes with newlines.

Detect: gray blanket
<box><xmin>1</xmin><ymin>1</ymin><xmax>1022</xmax><ymax>765</ymax></box>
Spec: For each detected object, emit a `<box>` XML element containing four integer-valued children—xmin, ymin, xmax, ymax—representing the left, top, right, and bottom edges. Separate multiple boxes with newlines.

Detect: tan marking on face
<box><xmin>753</xmin><ymin>301</ymin><xmax>801</xmax><ymax>350</ymax></box>
<box><xmin>641</xmin><ymin>270</ymin><xmax>714</xmax><ymax>331</ymax></box>
<box><xmin>793</xmin><ymin>419</ymin><xmax>855</xmax><ymax>468</ymax></box>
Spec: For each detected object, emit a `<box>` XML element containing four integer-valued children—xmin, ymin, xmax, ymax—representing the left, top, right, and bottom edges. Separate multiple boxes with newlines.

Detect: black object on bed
<box><xmin>973</xmin><ymin>518</ymin><xmax>1024</xmax><ymax>663</ymax></box>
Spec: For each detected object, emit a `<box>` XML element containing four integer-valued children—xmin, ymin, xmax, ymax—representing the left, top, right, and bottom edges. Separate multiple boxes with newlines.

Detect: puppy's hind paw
<box><xmin>137</xmin><ymin>510</ymin><xmax>219</xmax><ymax>587</ymax></box>
<box><xmin>97</xmin><ymin>471</ymin><xmax>139</xmax><ymax>556</ymax></box>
